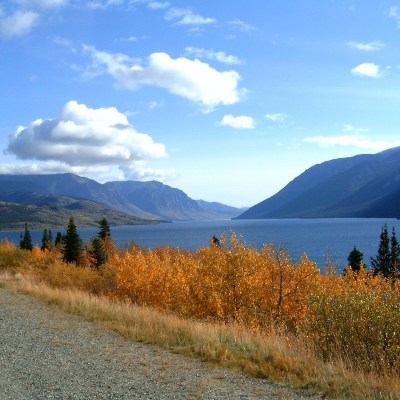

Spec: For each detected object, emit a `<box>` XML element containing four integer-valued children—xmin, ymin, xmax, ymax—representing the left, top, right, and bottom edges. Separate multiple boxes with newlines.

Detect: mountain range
<box><xmin>237</xmin><ymin>146</ymin><xmax>400</xmax><ymax>219</ymax></box>
<box><xmin>0</xmin><ymin>174</ymin><xmax>244</xmax><ymax>229</ymax></box>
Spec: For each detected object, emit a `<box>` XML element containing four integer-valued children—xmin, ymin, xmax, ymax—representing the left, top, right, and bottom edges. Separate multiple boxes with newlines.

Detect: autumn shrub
<box><xmin>0</xmin><ymin>239</ymin><xmax>31</xmax><ymax>272</ymax></box>
<box><xmin>111</xmin><ymin>233</ymin><xmax>320</xmax><ymax>332</ymax></box>
<box><xmin>305</xmin><ymin>268</ymin><xmax>400</xmax><ymax>376</ymax></box>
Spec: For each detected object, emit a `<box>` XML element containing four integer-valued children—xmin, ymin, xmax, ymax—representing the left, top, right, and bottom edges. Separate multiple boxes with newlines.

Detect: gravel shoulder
<box><xmin>0</xmin><ymin>287</ymin><xmax>322</xmax><ymax>399</ymax></box>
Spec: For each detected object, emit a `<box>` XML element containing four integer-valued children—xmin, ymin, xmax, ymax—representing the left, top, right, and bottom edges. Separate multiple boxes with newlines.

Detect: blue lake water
<box><xmin>1</xmin><ymin>218</ymin><xmax>399</xmax><ymax>271</ymax></box>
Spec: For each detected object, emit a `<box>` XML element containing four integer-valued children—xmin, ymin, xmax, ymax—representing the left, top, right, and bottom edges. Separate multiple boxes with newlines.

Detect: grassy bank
<box><xmin>1</xmin><ymin>237</ymin><xmax>400</xmax><ymax>399</ymax></box>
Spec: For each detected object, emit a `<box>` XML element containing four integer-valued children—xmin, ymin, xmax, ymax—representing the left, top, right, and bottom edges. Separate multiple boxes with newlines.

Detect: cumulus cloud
<box><xmin>5</xmin><ymin>101</ymin><xmax>173</xmax><ymax>181</ymax></box>
<box><xmin>220</xmin><ymin>114</ymin><xmax>255</xmax><ymax>129</ymax></box>
<box><xmin>348</xmin><ymin>40</ymin><xmax>386</xmax><ymax>51</ymax></box>
<box><xmin>303</xmin><ymin>135</ymin><xmax>400</xmax><ymax>151</ymax></box>
<box><xmin>184</xmin><ymin>47</ymin><xmax>242</xmax><ymax>65</ymax></box>
<box><xmin>83</xmin><ymin>45</ymin><xmax>243</xmax><ymax>110</ymax></box>
<box><xmin>351</xmin><ymin>62</ymin><xmax>381</xmax><ymax>78</ymax></box>
<box><xmin>0</xmin><ymin>10</ymin><xmax>40</xmax><ymax>37</ymax></box>
<box><xmin>165</xmin><ymin>8</ymin><xmax>216</xmax><ymax>25</ymax></box>
<box><xmin>265</xmin><ymin>112</ymin><xmax>288</xmax><ymax>122</ymax></box>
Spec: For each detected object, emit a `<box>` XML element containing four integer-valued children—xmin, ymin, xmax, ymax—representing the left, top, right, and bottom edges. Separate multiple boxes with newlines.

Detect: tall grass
<box><xmin>2</xmin><ymin>273</ymin><xmax>399</xmax><ymax>399</ymax></box>
<box><xmin>1</xmin><ymin>237</ymin><xmax>400</xmax><ymax>398</ymax></box>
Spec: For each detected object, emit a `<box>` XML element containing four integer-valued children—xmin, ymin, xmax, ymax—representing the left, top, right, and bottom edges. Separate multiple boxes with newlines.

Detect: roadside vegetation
<box><xmin>1</xmin><ymin>219</ymin><xmax>400</xmax><ymax>399</ymax></box>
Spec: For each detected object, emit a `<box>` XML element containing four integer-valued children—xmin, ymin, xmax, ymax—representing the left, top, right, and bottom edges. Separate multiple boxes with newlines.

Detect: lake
<box><xmin>1</xmin><ymin>218</ymin><xmax>399</xmax><ymax>271</ymax></box>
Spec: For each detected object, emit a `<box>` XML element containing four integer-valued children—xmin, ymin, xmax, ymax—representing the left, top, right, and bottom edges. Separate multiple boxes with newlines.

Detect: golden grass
<box><xmin>1</xmin><ymin>272</ymin><xmax>399</xmax><ymax>399</ymax></box>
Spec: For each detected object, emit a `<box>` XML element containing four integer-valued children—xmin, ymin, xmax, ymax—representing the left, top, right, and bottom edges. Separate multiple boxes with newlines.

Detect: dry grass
<box><xmin>1</xmin><ymin>273</ymin><xmax>399</xmax><ymax>399</ymax></box>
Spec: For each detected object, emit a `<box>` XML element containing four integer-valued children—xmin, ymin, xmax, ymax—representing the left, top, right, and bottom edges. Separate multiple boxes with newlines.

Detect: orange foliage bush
<box><xmin>111</xmin><ymin>233</ymin><xmax>320</xmax><ymax>331</ymax></box>
<box><xmin>1</xmin><ymin>233</ymin><xmax>400</xmax><ymax>377</ymax></box>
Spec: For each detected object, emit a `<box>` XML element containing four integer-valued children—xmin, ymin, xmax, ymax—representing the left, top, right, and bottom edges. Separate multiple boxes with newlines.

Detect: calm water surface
<box><xmin>1</xmin><ymin>218</ymin><xmax>399</xmax><ymax>271</ymax></box>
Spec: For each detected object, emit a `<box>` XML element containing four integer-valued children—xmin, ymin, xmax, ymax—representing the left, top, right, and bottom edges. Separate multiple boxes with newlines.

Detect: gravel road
<box><xmin>0</xmin><ymin>287</ymin><xmax>322</xmax><ymax>400</ymax></box>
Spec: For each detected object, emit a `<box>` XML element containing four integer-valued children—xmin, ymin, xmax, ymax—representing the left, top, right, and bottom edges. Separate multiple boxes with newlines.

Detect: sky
<box><xmin>1</xmin><ymin>1</ymin><xmax>400</xmax><ymax>207</ymax></box>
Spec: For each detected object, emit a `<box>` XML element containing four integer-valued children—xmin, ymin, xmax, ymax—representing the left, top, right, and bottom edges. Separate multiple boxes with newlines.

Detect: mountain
<box><xmin>196</xmin><ymin>200</ymin><xmax>247</xmax><ymax>219</ymax></box>
<box><xmin>237</xmin><ymin>147</ymin><xmax>400</xmax><ymax>219</ymax></box>
<box><xmin>104</xmin><ymin>181</ymin><xmax>214</xmax><ymax>220</ymax></box>
<box><xmin>0</xmin><ymin>173</ymin><xmax>236</xmax><ymax>222</ymax></box>
<box><xmin>0</xmin><ymin>192</ymin><xmax>156</xmax><ymax>230</ymax></box>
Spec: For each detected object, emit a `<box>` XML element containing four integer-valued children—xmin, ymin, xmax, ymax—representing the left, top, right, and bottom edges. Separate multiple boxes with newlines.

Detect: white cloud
<box><xmin>15</xmin><ymin>0</ymin><xmax>69</xmax><ymax>9</ymax></box>
<box><xmin>184</xmin><ymin>47</ymin><xmax>242</xmax><ymax>65</ymax></box>
<box><xmin>351</xmin><ymin>63</ymin><xmax>381</xmax><ymax>78</ymax></box>
<box><xmin>165</xmin><ymin>8</ymin><xmax>216</xmax><ymax>26</ymax></box>
<box><xmin>220</xmin><ymin>114</ymin><xmax>255</xmax><ymax>129</ymax></box>
<box><xmin>303</xmin><ymin>135</ymin><xmax>400</xmax><ymax>151</ymax></box>
<box><xmin>147</xmin><ymin>1</ymin><xmax>170</xmax><ymax>10</ymax></box>
<box><xmin>0</xmin><ymin>10</ymin><xmax>40</xmax><ymax>37</ymax></box>
<box><xmin>342</xmin><ymin>124</ymin><xmax>368</xmax><ymax>133</ymax></box>
<box><xmin>229</xmin><ymin>19</ymin><xmax>256</xmax><ymax>32</ymax></box>
<box><xmin>83</xmin><ymin>45</ymin><xmax>243</xmax><ymax>110</ymax></box>
<box><xmin>87</xmin><ymin>0</ymin><xmax>124</xmax><ymax>10</ymax></box>
<box><xmin>390</xmin><ymin>6</ymin><xmax>400</xmax><ymax>28</ymax></box>
<box><xmin>265</xmin><ymin>112</ymin><xmax>288</xmax><ymax>122</ymax></box>
<box><xmin>5</xmin><ymin>101</ymin><xmax>172</xmax><ymax>181</ymax></box>
<box><xmin>348</xmin><ymin>40</ymin><xmax>385</xmax><ymax>51</ymax></box>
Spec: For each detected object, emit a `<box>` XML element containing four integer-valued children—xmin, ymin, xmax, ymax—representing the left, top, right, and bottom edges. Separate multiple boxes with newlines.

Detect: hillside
<box><xmin>0</xmin><ymin>174</ymin><xmax>238</xmax><ymax>222</ymax></box>
<box><xmin>196</xmin><ymin>200</ymin><xmax>246</xmax><ymax>218</ymax></box>
<box><xmin>237</xmin><ymin>147</ymin><xmax>400</xmax><ymax>219</ymax></box>
<box><xmin>0</xmin><ymin>192</ymin><xmax>158</xmax><ymax>230</ymax></box>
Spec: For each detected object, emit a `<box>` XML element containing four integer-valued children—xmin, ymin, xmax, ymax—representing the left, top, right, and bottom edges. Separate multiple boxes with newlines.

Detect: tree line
<box><xmin>347</xmin><ymin>224</ymin><xmax>400</xmax><ymax>279</ymax></box>
<box><xmin>19</xmin><ymin>217</ymin><xmax>111</xmax><ymax>268</ymax></box>
<box><xmin>19</xmin><ymin>219</ymin><xmax>400</xmax><ymax>279</ymax></box>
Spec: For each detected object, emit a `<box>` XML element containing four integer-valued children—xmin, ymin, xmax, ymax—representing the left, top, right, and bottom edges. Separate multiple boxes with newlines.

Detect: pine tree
<box><xmin>98</xmin><ymin>218</ymin><xmax>111</xmax><ymax>240</ymax></box>
<box><xmin>346</xmin><ymin>246</ymin><xmax>364</xmax><ymax>273</ymax></box>
<box><xmin>41</xmin><ymin>229</ymin><xmax>52</xmax><ymax>251</ymax></box>
<box><xmin>90</xmin><ymin>237</ymin><xmax>107</xmax><ymax>268</ymax></box>
<box><xmin>371</xmin><ymin>225</ymin><xmax>394</xmax><ymax>277</ymax></box>
<box><xmin>62</xmin><ymin>217</ymin><xmax>82</xmax><ymax>264</ymax></box>
<box><xmin>54</xmin><ymin>232</ymin><xmax>64</xmax><ymax>246</ymax></box>
<box><xmin>20</xmin><ymin>223</ymin><xmax>33</xmax><ymax>251</ymax></box>
<box><xmin>390</xmin><ymin>227</ymin><xmax>400</xmax><ymax>278</ymax></box>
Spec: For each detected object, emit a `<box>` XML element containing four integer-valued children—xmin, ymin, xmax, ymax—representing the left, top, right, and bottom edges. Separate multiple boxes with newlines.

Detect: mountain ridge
<box><xmin>237</xmin><ymin>146</ymin><xmax>400</xmax><ymax>219</ymax></box>
<box><xmin>0</xmin><ymin>174</ymin><xmax>243</xmax><ymax>224</ymax></box>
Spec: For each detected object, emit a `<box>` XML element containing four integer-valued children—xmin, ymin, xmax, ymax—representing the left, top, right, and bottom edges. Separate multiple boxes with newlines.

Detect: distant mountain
<box><xmin>104</xmin><ymin>181</ymin><xmax>214</xmax><ymax>220</ymax></box>
<box><xmin>0</xmin><ymin>192</ymin><xmax>156</xmax><ymax>230</ymax></box>
<box><xmin>196</xmin><ymin>200</ymin><xmax>247</xmax><ymax>219</ymax></box>
<box><xmin>237</xmin><ymin>147</ymin><xmax>400</xmax><ymax>219</ymax></box>
<box><xmin>0</xmin><ymin>173</ymin><xmax>236</xmax><ymax>222</ymax></box>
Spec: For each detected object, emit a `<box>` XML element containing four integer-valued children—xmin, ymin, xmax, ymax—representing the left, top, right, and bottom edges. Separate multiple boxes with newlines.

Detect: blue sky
<box><xmin>1</xmin><ymin>0</ymin><xmax>400</xmax><ymax>207</ymax></box>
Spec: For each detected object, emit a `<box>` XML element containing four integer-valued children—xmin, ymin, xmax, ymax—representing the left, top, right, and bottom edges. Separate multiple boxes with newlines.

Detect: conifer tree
<box><xmin>346</xmin><ymin>246</ymin><xmax>364</xmax><ymax>273</ymax></box>
<box><xmin>90</xmin><ymin>237</ymin><xmax>107</xmax><ymax>268</ymax></box>
<box><xmin>371</xmin><ymin>225</ymin><xmax>400</xmax><ymax>278</ymax></box>
<box><xmin>62</xmin><ymin>217</ymin><xmax>82</xmax><ymax>264</ymax></box>
<box><xmin>54</xmin><ymin>232</ymin><xmax>64</xmax><ymax>246</ymax></box>
<box><xmin>98</xmin><ymin>218</ymin><xmax>111</xmax><ymax>240</ymax></box>
<box><xmin>41</xmin><ymin>229</ymin><xmax>52</xmax><ymax>251</ymax></box>
<box><xmin>20</xmin><ymin>223</ymin><xmax>33</xmax><ymax>251</ymax></box>
<box><xmin>390</xmin><ymin>227</ymin><xmax>400</xmax><ymax>278</ymax></box>
<box><xmin>371</xmin><ymin>225</ymin><xmax>391</xmax><ymax>276</ymax></box>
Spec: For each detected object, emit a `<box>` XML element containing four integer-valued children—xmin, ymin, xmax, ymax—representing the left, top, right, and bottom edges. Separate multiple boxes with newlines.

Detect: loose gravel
<box><xmin>0</xmin><ymin>287</ymin><xmax>322</xmax><ymax>399</ymax></box>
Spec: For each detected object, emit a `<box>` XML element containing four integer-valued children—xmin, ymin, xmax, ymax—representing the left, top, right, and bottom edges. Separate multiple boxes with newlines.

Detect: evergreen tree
<box><xmin>90</xmin><ymin>237</ymin><xmax>107</xmax><ymax>268</ymax></box>
<box><xmin>54</xmin><ymin>232</ymin><xmax>63</xmax><ymax>245</ymax></box>
<box><xmin>371</xmin><ymin>225</ymin><xmax>393</xmax><ymax>277</ymax></box>
<box><xmin>20</xmin><ymin>223</ymin><xmax>33</xmax><ymax>251</ymax></box>
<box><xmin>98</xmin><ymin>218</ymin><xmax>111</xmax><ymax>240</ymax></box>
<box><xmin>41</xmin><ymin>229</ymin><xmax>52</xmax><ymax>251</ymax></box>
<box><xmin>390</xmin><ymin>227</ymin><xmax>400</xmax><ymax>278</ymax></box>
<box><xmin>346</xmin><ymin>246</ymin><xmax>364</xmax><ymax>273</ymax></box>
<box><xmin>62</xmin><ymin>217</ymin><xmax>82</xmax><ymax>264</ymax></box>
